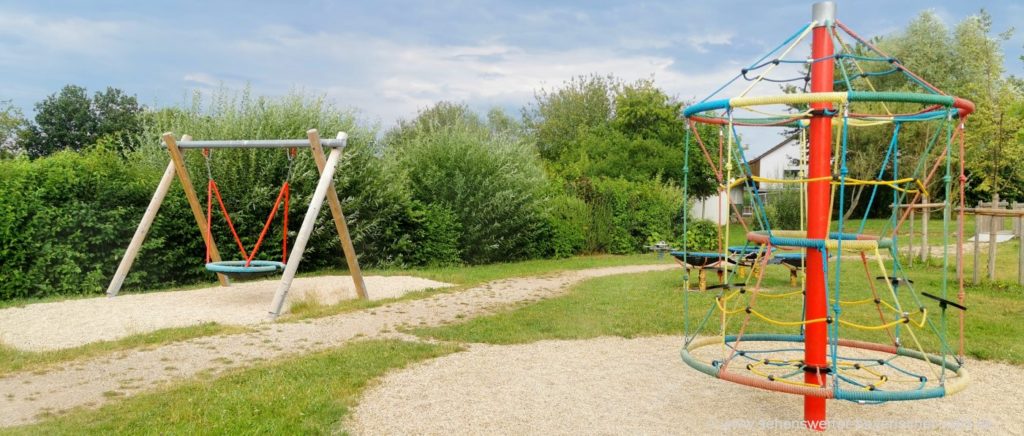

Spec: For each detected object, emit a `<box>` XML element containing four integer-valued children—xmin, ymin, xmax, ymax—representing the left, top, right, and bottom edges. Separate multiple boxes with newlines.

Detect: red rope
<box><xmin>282</xmin><ymin>183</ymin><xmax>290</xmax><ymax>263</ymax></box>
<box><xmin>835</xmin><ymin>20</ymin><xmax>946</xmax><ymax>95</ymax></box>
<box><xmin>205</xmin><ymin>179</ymin><xmax>214</xmax><ymax>263</ymax></box>
<box><xmin>211</xmin><ymin>181</ymin><xmax>250</xmax><ymax>260</ymax></box>
<box><xmin>246</xmin><ymin>183</ymin><xmax>289</xmax><ymax>266</ymax></box>
<box><xmin>202</xmin><ymin>148</ymin><xmax>294</xmax><ymax>268</ymax></box>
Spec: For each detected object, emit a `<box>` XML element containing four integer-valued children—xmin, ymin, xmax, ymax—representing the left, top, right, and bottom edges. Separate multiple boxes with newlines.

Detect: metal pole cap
<box><xmin>812</xmin><ymin>1</ymin><xmax>836</xmax><ymax>24</ymax></box>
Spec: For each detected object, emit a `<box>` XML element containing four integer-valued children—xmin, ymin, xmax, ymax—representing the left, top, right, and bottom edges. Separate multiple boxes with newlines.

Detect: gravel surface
<box><xmin>349</xmin><ymin>336</ymin><xmax>1024</xmax><ymax>436</ymax></box>
<box><xmin>0</xmin><ymin>275</ymin><xmax>451</xmax><ymax>351</ymax></box>
<box><xmin>0</xmin><ymin>264</ymin><xmax>675</xmax><ymax>427</ymax></box>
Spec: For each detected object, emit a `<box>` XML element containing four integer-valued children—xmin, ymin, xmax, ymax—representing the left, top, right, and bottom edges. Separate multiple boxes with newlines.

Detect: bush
<box><xmin>0</xmin><ymin>149</ymin><xmax>159</xmax><ymax>299</ymax></box>
<box><xmin>385</xmin><ymin>103</ymin><xmax>552</xmax><ymax>264</ymax></box>
<box><xmin>544</xmin><ymin>194</ymin><xmax>590</xmax><ymax>258</ymax></box>
<box><xmin>765</xmin><ymin>188</ymin><xmax>803</xmax><ymax>231</ymax></box>
<box><xmin>683</xmin><ymin>219</ymin><xmax>720</xmax><ymax>252</ymax></box>
<box><xmin>576</xmin><ymin>177</ymin><xmax>684</xmax><ymax>254</ymax></box>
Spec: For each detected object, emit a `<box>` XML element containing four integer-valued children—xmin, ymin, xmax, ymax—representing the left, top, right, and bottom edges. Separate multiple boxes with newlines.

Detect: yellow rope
<box><xmin>731</xmin><ymin>91</ymin><xmax>848</xmax><ymax>108</ymax></box>
<box><xmin>724</xmin><ymin>176</ymin><xmax>928</xmax><ymax>197</ymax></box>
<box><xmin>754</xmin><ymin>289</ymin><xmax>805</xmax><ymax>299</ymax></box>
<box><xmin>746</xmin><ymin>360</ymin><xmax>823</xmax><ymax>388</ymax></box>
<box><xmin>837</xmin><ymin>309</ymin><xmax>927</xmax><ymax>331</ymax></box>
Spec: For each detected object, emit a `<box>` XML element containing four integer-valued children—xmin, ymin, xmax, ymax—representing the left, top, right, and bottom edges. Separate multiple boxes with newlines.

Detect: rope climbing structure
<box><xmin>678</xmin><ymin>2</ymin><xmax>971</xmax><ymax>429</ymax></box>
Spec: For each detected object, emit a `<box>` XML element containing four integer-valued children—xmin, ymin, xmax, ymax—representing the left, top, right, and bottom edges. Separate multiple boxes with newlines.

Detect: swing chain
<box><xmin>203</xmin><ymin>148</ymin><xmax>214</xmax><ymax>181</ymax></box>
<box><xmin>285</xmin><ymin>148</ymin><xmax>297</xmax><ymax>182</ymax></box>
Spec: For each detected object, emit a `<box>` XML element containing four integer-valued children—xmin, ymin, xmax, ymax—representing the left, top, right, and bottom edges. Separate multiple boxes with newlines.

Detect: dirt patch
<box><xmin>349</xmin><ymin>336</ymin><xmax>1023</xmax><ymax>435</ymax></box>
<box><xmin>0</xmin><ymin>275</ymin><xmax>450</xmax><ymax>351</ymax></box>
<box><xmin>0</xmin><ymin>264</ymin><xmax>676</xmax><ymax>428</ymax></box>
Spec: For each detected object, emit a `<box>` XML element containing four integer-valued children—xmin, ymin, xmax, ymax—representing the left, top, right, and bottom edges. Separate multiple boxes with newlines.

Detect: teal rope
<box><xmin>683</xmin><ymin>125</ymin><xmax>692</xmax><ymax>340</ymax></box>
<box><xmin>877</xmin><ymin>117</ymin><xmax>946</xmax><ymax>238</ymax></box>
<box><xmin>834</xmin><ymin>33</ymin><xmax>855</xmax><ymax>92</ymax></box>
<box><xmin>729</xmin><ymin>122</ymin><xmax>774</xmax><ymax>235</ymax></box>
<box><xmin>700</xmin><ymin>21</ymin><xmax>814</xmax><ymax>103</ymax></box>
<box><xmin>939</xmin><ymin>108</ymin><xmax>955</xmax><ymax>381</ymax></box>
<box><xmin>856</xmin><ymin>123</ymin><xmax>902</xmax><ymax>234</ymax></box>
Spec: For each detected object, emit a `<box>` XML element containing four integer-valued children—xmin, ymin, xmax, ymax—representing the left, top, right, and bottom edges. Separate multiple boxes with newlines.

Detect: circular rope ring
<box><xmin>683</xmin><ymin>91</ymin><xmax>975</xmax><ymax>126</ymax></box>
<box><xmin>206</xmin><ymin>260</ymin><xmax>286</xmax><ymax>276</ymax></box>
<box><xmin>681</xmin><ymin>334</ymin><xmax>968</xmax><ymax>402</ymax></box>
<box><xmin>746</xmin><ymin>230</ymin><xmax>892</xmax><ymax>250</ymax></box>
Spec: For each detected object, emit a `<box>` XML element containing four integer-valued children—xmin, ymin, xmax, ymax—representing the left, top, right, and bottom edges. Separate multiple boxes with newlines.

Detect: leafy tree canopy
<box><xmin>19</xmin><ymin>85</ymin><xmax>144</xmax><ymax>158</ymax></box>
<box><xmin>523</xmin><ymin>75</ymin><xmax>716</xmax><ymax>198</ymax></box>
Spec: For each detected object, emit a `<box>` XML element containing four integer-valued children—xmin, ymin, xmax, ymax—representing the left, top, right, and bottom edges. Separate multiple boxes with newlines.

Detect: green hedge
<box><xmin>0</xmin><ymin>91</ymin><xmax>701</xmax><ymax>300</ymax></box>
<box><xmin>0</xmin><ymin>149</ymin><xmax>159</xmax><ymax>299</ymax></box>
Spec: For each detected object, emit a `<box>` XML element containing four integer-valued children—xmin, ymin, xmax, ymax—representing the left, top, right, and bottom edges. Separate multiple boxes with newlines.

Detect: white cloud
<box><xmin>182</xmin><ymin>73</ymin><xmax>219</xmax><ymax>87</ymax></box>
<box><xmin>0</xmin><ymin>10</ymin><xmax>134</xmax><ymax>59</ymax></box>
<box><xmin>685</xmin><ymin>32</ymin><xmax>735</xmax><ymax>53</ymax></box>
<box><xmin>218</xmin><ymin>27</ymin><xmax>740</xmax><ymax>126</ymax></box>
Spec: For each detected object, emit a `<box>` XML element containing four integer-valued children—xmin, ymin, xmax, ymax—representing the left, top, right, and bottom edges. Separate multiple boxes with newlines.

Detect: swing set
<box><xmin>106</xmin><ymin>129</ymin><xmax>368</xmax><ymax>318</ymax></box>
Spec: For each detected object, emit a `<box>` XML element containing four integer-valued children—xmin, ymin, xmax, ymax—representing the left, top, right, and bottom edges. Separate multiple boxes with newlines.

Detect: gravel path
<box><xmin>349</xmin><ymin>336</ymin><xmax>1024</xmax><ymax>436</ymax></box>
<box><xmin>0</xmin><ymin>275</ymin><xmax>452</xmax><ymax>351</ymax></box>
<box><xmin>0</xmin><ymin>264</ymin><xmax>675</xmax><ymax>427</ymax></box>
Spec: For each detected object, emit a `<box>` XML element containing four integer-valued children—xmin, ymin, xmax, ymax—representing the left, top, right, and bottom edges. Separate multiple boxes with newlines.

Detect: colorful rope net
<box><xmin>679</xmin><ymin>16</ymin><xmax>972</xmax><ymax>403</ymax></box>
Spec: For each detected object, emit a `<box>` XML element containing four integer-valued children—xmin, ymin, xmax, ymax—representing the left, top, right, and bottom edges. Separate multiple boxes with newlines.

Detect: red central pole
<box><xmin>805</xmin><ymin>1</ymin><xmax>835</xmax><ymax>431</ymax></box>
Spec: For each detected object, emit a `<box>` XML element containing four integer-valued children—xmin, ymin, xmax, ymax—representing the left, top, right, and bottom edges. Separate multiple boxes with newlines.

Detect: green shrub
<box><xmin>576</xmin><ymin>177</ymin><xmax>684</xmax><ymax>254</ymax></box>
<box><xmin>544</xmin><ymin>194</ymin><xmax>589</xmax><ymax>258</ymax></box>
<box><xmin>0</xmin><ymin>149</ymin><xmax>159</xmax><ymax>299</ymax></box>
<box><xmin>683</xmin><ymin>219</ymin><xmax>720</xmax><ymax>252</ymax></box>
<box><xmin>385</xmin><ymin>103</ymin><xmax>552</xmax><ymax>264</ymax></box>
<box><xmin>766</xmin><ymin>188</ymin><xmax>803</xmax><ymax>231</ymax></box>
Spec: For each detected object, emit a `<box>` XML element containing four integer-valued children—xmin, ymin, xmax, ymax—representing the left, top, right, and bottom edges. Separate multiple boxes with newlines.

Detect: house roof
<box><xmin>748</xmin><ymin>134</ymin><xmax>799</xmax><ymax>164</ymax></box>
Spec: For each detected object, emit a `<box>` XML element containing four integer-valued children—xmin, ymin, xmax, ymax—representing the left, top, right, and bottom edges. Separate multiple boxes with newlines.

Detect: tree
<box><xmin>0</xmin><ymin>100</ymin><xmax>26</xmax><ymax>157</ymax></box>
<box><xmin>523</xmin><ymin>75</ymin><xmax>616</xmax><ymax>162</ymax></box>
<box><xmin>523</xmin><ymin>75</ymin><xmax>716</xmax><ymax>198</ymax></box>
<box><xmin>92</xmin><ymin>87</ymin><xmax>145</xmax><ymax>153</ymax></box>
<box><xmin>19</xmin><ymin>85</ymin><xmax>144</xmax><ymax>158</ymax></box>
<box><xmin>385</xmin><ymin>101</ymin><xmax>552</xmax><ymax>263</ymax></box>
<box><xmin>879</xmin><ymin>11</ymin><xmax>1022</xmax><ymax>204</ymax></box>
<box><xmin>810</xmin><ymin>10</ymin><xmax>1024</xmax><ymax>217</ymax></box>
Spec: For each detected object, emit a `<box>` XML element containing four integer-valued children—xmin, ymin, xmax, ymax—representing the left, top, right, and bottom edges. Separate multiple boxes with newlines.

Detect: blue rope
<box><xmin>699</xmin><ymin>21</ymin><xmax>813</xmax><ymax>103</ymax></box>
<box><xmin>857</xmin><ymin>123</ymin><xmax>902</xmax><ymax>234</ymax></box>
<box><xmin>729</xmin><ymin>121</ymin><xmax>775</xmax><ymax>235</ymax></box>
<box><xmin>683</xmin><ymin>126</ymin><xmax>692</xmax><ymax>340</ymax></box>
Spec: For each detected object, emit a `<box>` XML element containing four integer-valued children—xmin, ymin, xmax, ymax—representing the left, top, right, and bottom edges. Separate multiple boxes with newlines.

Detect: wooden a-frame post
<box><xmin>106</xmin><ymin>134</ymin><xmax>228</xmax><ymax>296</ymax></box>
<box><xmin>307</xmin><ymin>129</ymin><xmax>368</xmax><ymax>300</ymax></box>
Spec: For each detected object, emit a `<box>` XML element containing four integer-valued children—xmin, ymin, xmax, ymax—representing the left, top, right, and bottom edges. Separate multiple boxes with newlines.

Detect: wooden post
<box><xmin>1018</xmin><ymin>211</ymin><xmax>1023</xmax><ymax>286</ymax></box>
<box><xmin>908</xmin><ymin>208</ymin><xmax>915</xmax><ymax>265</ymax></box>
<box><xmin>164</xmin><ymin>133</ymin><xmax>228</xmax><ymax>286</ymax></box>
<box><xmin>306</xmin><ymin>130</ymin><xmax>368</xmax><ymax>300</ymax></box>
<box><xmin>106</xmin><ymin>161</ymin><xmax>178</xmax><ymax>297</ymax></box>
<box><xmin>973</xmin><ymin>207</ymin><xmax>981</xmax><ymax>284</ymax></box>
<box><xmin>920</xmin><ymin>207</ymin><xmax>929</xmax><ymax>262</ymax></box>
<box><xmin>988</xmin><ymin>195</ymin><xmax>999</xmax><ymax>281</ymax></box>
<box><xmin>269</xmin><ymin>146</ymin><xmax>344</xmax><ymax>318</ymax></box>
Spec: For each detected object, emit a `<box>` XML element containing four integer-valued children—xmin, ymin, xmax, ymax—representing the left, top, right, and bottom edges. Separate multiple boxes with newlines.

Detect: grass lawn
<box><xmin>336</xmin><ymin>253</ymin><xmax>669</xmax><ymax>286</ymax></box>
<box><xmin>2</xmin><ymin>340</ymin><xmax>460</xmax><ymax>435</ymax></box>
<box><xmin>416</xmin><ymin>265</ymin><xmax>1023</xmax><ymax>364</ymax></box>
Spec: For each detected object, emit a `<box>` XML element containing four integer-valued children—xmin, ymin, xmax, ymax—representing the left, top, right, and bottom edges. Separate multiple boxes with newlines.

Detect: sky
<box><xmin>1</xmin><ymin>0</ymin><xmax>1021</xmax><ymax>152</ymax></box>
